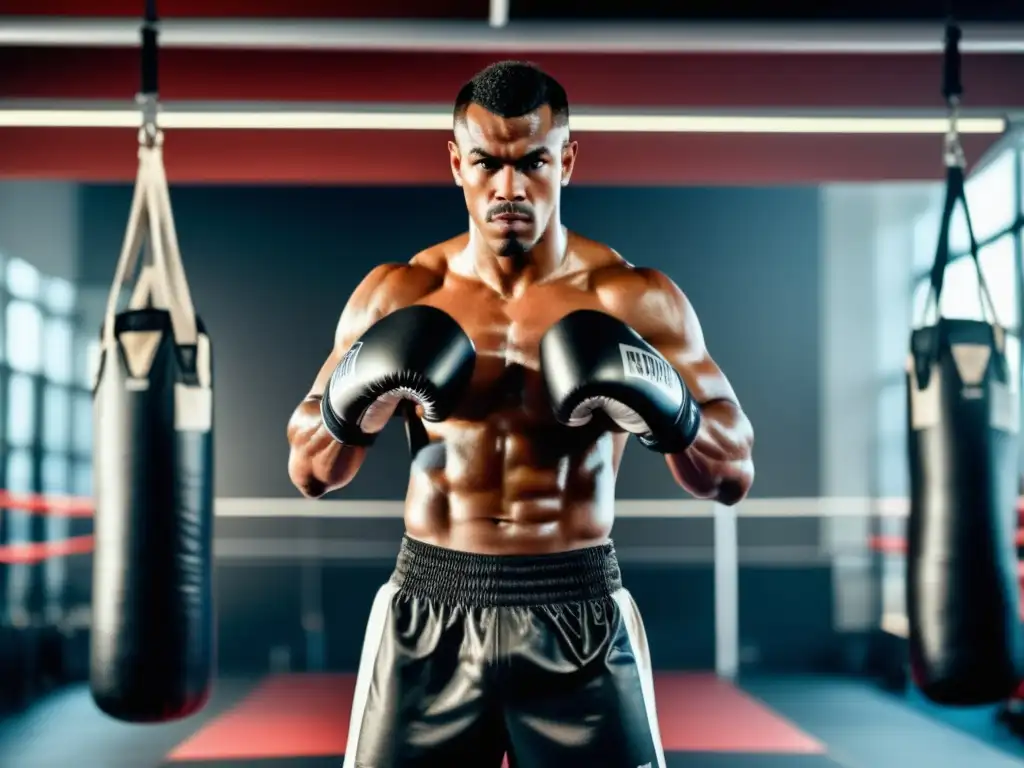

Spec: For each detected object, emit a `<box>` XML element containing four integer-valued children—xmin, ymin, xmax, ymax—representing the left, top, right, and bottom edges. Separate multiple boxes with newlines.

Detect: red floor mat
<box><xmin>168</xmin><ymin>675</ymin><xmax>355</xmax><ymax>761</ymax></box>
<box><xmin>655</xmin><ymin>673</ymin><xmax>824</xmax><ymax>753</ymax></box>
<box><xmin>167</xmin><ymin>673</ymin><xmax>824</xmax><ymax>761</ymax></box>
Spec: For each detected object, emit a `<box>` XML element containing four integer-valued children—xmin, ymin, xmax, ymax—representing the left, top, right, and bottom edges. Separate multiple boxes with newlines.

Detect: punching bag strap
<box><xmin>920</xmin><ymin>20</ymin><xmax>1000</xmax><ymax>334</ymax></box>
<box><xmin>925</xmin><ymin>164</ymin><xmax>962</xmax><ymax>313</ymax></box>
<box><xmin>99</xmin><ymin>3</ymin><xmax>200</xmax><ymax>350</ymax></box>
<box><xmin>146</xmin><ymin>145</ymin><xmax>201</xmax><ymax>348</ymax></box>
<box><xmin>101</xmin><ymin>157</ymin><xmax>149</xmax><ymax>349</ymax></box>
<box><xmin>129</xmin><ymin>259</ymin><xmax>165</xmax><ymax>311</ymax></box>
<box><xmin>136</xmin><ymin>0</ymin><xmax>199</xmax><ymax>349</ymax></box>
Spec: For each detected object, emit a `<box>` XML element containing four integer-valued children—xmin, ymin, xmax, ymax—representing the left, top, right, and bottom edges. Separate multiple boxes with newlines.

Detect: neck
<box><xmin>469</xmin><ymin>217</ymin><xmax>568</xmax><ymax>296</ymax></box>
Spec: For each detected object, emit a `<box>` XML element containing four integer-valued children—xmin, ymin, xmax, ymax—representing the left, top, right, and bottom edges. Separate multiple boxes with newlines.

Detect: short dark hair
<box><xmin>453</xmin><ymin>60</ymin><xmax>569</xmax><ymax>128</ymax></box>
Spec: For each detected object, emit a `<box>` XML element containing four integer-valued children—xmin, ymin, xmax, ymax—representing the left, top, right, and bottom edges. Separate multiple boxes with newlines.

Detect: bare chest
<box><xmin>420</xmin><ymin>280</ymin><xmax>603</xmax><ymax>422</ymax></box>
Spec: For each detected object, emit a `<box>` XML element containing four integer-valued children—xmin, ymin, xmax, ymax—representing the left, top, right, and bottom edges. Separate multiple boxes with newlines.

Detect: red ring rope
<box><xmin>0</xmin><ymin>490</ymin><xmax>96</xmax><ymax>563</ymax></box>
<box><xmin>0</xmin><ymin>490</ymin><xmax>94</xmax><ymax>517</ymax></box>
<box><xmin>0</xmin><ymin>535</ymin><xmax>94</xmax><ymax>565</ymax></box>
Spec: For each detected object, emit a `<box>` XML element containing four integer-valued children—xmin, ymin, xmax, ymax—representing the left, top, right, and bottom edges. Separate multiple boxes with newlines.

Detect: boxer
<box><xmin>287</xmin><ymin>60</ymin><xmax>755</xmax><ymax>768</ymax></box>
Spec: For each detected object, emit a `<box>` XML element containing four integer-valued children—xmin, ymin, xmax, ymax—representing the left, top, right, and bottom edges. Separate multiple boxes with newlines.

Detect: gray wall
<box><xmin>78</xmin><ymin>184</ymin><xmax>822</xmax><ymax>501</ymax></box>
<box><xmin>0</xmin><ymin>182</ymin><xmax>80</xmax><ymax>282</ymax></box>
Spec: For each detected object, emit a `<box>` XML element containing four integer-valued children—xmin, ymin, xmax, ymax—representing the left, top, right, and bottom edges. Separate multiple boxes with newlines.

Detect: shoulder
<box><xmin>410</xmin><ymin>237</ymin><xmax>462</xmax><ymax>274</ymax></box>
<box><xmin>591</xmin><ymin>262</ymin><xmax>679</xmax><ymax>300</ymax></box>
<box><xmin>334</xmin><ymin>252</ymin><xmax>447</xmax><ymax>345</ymax></box>
<box><xmin>354</xmin><ymin>259</ymin><xmax>445</xmax><ymax>310</ymax></box>
<box><xmin>367</xmin><ymin>239</ymin><xmax>459</xmax><ymax>299</ymax></box>
<box><xmin>566</xmin><ymin>232</ymin><xmax>628</xmax><ymax>272</ymax></box>
<box><xmin>356</xmin><ymin>233</ymin><xmax>470</xmax><ymax>311</ymax></box>
<box><xmin>565</xmin><ymin>235</ymin><xmax>692</xmax><ymax>336</ymax></box>
<box><xmin>568</xmin><ymin>233</ymin><xmax>679</xmax><ymax>302</ymax></box>
<box><xmin>590</xmin><ymin>263</ymin><xmax>692</xmax><ymax>337</ymax></box>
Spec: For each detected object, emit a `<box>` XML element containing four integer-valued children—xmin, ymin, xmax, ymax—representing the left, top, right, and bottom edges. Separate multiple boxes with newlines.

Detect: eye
<box><xmin>526</xmin><ymin>158</ymin><xmax>547</xmax><ymax>170</ymax></box>
<box><xmin>475</xmin><ymin>158</ymin><xmax>501</xmax><ymax>172</ymax></box>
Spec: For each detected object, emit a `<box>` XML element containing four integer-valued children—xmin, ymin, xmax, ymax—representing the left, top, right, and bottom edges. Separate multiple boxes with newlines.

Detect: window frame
<box><xmin>912</xmin><ymin>231</ymin><xmax>1021</xmax><ymax>331</ymax></box>
<box><xmin>0</xmin><ymin>264</ymin><xmax>91</xmax><ymax>505</ymax></box>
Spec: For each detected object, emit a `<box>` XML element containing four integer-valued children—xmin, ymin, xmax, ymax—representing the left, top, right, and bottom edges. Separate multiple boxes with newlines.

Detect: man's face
<box><xmin>449</xmin><ymin>103</ymin><xmax>577</xmax><ymax>259</ymax></box>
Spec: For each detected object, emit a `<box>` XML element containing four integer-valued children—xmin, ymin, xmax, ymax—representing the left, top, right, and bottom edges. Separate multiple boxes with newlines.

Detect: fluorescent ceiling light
<box><xmin>0</xmin><ymin>106</ymin><xmax>1006</xmax><ymax>135</ymax></box>
<box><xmin>3</xmin><ymin>19</ymin><xmax>1024</xmax><ymax>54</ymax></box>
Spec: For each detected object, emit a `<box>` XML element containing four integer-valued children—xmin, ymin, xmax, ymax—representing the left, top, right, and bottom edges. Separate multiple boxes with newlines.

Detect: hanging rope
<box><xmin>942</xmin><ymin>21</ymin><xmax>965</xmax><ymax>170</ymax></box>
<box><xmin>921</xmin><ymin>19</ymin><xmax>998</xmax><ymax>331</ymax></box>
<box><xmin>138</xmin><ymin>0</ymin><xmax>160</xmax><ymax>148</ymax></box>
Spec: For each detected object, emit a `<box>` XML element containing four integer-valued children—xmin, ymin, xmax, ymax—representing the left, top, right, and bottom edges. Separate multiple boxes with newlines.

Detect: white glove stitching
<box><xmin>359</xmin><ymin>386</ymin><xmax>433</xmax><ymax>433</ymax></box>
<box><xmin>569</xmin><ymin>396</ymin><xmax>651</xmax><ymax>435</ymax></box>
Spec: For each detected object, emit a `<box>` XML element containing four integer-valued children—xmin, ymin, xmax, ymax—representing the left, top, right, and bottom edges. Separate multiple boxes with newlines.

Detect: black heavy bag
<box><xmin>90</xmin><ymin>139</ymin><xmax>215</xmax><ymax>723</ymax></box>
<box><xmin>906</xmin><ymin>164</ymin><xmax>1023</xmax><ymax>706</ymax></box>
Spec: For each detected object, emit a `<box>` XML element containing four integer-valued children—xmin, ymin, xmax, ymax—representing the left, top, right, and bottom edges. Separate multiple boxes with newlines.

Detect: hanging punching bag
<box><xmin>905</xmin><ymin>158</ymin><xmax>1023</xmax><ymax>706</ymax></box>
<box><xmin>90</xmin><ymin>135</ymin><xmax>215</xmax><ymax>723</ymax></box>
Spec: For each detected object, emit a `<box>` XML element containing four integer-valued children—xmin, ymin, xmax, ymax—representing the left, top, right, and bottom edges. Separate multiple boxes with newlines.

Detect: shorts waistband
<box><xmin>391</xmin><ymin>536</ymin><xmax>622</xmax><ymax>607</ymax></box>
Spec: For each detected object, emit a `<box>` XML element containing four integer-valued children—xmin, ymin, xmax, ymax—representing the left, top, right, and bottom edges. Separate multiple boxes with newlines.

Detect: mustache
<box><xmin>486</xmin><ymin>202</ymin><xmax>534</xmax><ymax>222</ymax></box>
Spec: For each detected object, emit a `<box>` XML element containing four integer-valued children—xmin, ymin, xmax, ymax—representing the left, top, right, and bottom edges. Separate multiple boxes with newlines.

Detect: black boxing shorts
<box><xmin>343</xmin><ymin>536</ymin><xmax>666</xmax><ymax>768</ymax></box>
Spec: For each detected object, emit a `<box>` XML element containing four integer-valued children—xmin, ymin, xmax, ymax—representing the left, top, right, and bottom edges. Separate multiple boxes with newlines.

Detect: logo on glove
<box><xmin>619</xmin><ymin>344</ymin><xmax>682</xmax><ymax>399</ymax></box>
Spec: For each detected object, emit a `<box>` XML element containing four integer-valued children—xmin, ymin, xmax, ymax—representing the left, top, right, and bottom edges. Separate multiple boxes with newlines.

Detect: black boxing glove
<box><xmin>321</xmin><ymin>304</ymin><xmax>476</xmax><ymax>446</ymax></box>
<box><xmin>540</xmin><ymin>309</ymin><xmax>700</xmax><ymax>454</ymax></box>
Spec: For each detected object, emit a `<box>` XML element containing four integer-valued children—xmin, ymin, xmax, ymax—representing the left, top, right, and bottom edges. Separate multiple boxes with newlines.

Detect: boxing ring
<box><xmin>0</xmin><ymin>491</ymin><xmax>979</xmax><ymax>668</ymax></box>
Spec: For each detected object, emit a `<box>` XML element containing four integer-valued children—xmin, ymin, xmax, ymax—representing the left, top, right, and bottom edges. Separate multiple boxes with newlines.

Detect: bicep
<box><xmin>619</xmin><ymin>269</ymin><xmax>737</xmax><ymax>405</ymax></box>
<box><xmin>652</xmin><ymin>322</ymin><xmax>737</xmax><ymax>405</ymax></box>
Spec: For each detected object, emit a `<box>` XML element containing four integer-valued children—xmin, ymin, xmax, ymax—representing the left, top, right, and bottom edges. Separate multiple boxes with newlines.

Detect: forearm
<box><xmin>666</xmin><ymin>399</ymin><xmax>754</xmax><ymax>505</ymax></box>
<box><xmin>287</xmin><ymin>396</ymin><xmax>368</xmax><ymax>498</ymax></box>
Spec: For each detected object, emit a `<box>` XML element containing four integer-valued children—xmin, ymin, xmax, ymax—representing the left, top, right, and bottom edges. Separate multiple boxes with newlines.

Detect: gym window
<box><xmin>0</xmin><ymin>256</ymin><xmax>91</xmax><ymax>507</ymax></box>
<box><xmin>42</xmin><ymin>383</ymin><xmax>72</xmax><ymax>453</ymax></box>
<box><xmin>6</xmin><ymin>374</ymin><xmax>36</xmax><ymax>446</ymax></box>
<box><xmin>911</xmin><ymin>234</ymin><xmax>1020</xmax><ymax>329</ymax></box>
<box><xmin>6</xmin><ymin>301</ymin><xmax>43</xmax><ymax>374</ymax></box>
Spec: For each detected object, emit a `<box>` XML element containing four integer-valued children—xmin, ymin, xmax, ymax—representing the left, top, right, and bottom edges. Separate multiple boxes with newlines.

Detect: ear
<box><xmin>448</xmin><ymin>141</ymin><xmax>463</xmax><ymax>187</ymax></box>
<box><xmin>560</xmin><ymin>140</ymin><xmax>579</xmax><ymax>187</ymax></box>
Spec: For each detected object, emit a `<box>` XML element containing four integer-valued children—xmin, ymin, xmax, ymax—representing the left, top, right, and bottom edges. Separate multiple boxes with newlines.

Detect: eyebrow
<box><xmin>468</xmin><ymin>147</ymin><xmax>552</xmax><ymax>162</ymax></box>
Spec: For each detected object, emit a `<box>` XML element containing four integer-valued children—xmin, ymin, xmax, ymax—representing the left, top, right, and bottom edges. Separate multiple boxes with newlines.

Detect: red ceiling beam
<box><xmin>0</xmin><ymin>128</ymin><xmax>996</xmax><ymax>185</ymax></box>
<box><xmin>0</xmin><ymin>1</ymin><xmax>483</xmax><ymax>19</ymax></box>
<box><xmin>3</xmin><ymin>48</ymin><xmax>1023</xmax><ymax>110</ymax></box>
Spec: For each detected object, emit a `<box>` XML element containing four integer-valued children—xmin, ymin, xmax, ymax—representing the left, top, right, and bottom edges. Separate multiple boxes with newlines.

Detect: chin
<box><xmin>494</xmin><ymin>237</ymin><xmax>530</xmax><ymax>258</ymax></box>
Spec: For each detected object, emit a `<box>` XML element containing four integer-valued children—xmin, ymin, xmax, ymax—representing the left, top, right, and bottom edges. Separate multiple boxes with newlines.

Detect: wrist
<box><xmin>320</xmin><ymin>394</ymin><xmax>377</xmax><ymax>447</ymax></box>
<box><xmin>637</xmin><ymin>394</ymin><xmax>701</xmax><ymax>454</ymax></box>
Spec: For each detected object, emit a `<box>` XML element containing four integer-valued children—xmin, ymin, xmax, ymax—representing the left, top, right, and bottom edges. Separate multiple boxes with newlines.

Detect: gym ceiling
<box><xmin>1</xmin><ymin>1</ymin><xmax>1023</xmax><ymax>185</ymax></box>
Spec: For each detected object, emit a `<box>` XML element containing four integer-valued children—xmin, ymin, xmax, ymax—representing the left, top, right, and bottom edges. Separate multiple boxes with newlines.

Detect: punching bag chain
<box><xmin>942</xmin><ymin>20</ymin><xmax>965</xmax><ymax>169</ymax></box>
<box><xmin>138</xmin><ymin>0</ymin><xmax>161</xmax><ymax>149</ymax></box>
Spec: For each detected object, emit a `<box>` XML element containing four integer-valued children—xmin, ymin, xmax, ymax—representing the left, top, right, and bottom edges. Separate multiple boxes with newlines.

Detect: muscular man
<box><xmin>287</xmin><ymin>61</ymin><xmax>755</xmax><ymax>768</ymax></box>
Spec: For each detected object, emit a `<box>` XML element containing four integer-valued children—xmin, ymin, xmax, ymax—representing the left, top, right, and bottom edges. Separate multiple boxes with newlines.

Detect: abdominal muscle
<box><xmin>403</xmin><ymin>418</ymin><xmax>627</xmax><ymax>555</ymax></box>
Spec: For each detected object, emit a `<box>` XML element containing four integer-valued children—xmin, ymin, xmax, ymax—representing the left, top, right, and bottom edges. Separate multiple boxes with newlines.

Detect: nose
<box><xmin>492</xmin><ymin>165</ymin><xmax>526</xmax><ymax>202</ymax></box>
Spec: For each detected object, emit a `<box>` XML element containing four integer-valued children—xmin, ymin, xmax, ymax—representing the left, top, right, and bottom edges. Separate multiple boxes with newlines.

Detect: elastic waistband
<box><xmin>391</xmin><ymin>536</ymin><xmax>622</xmax><ymax>607</ymax></box>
